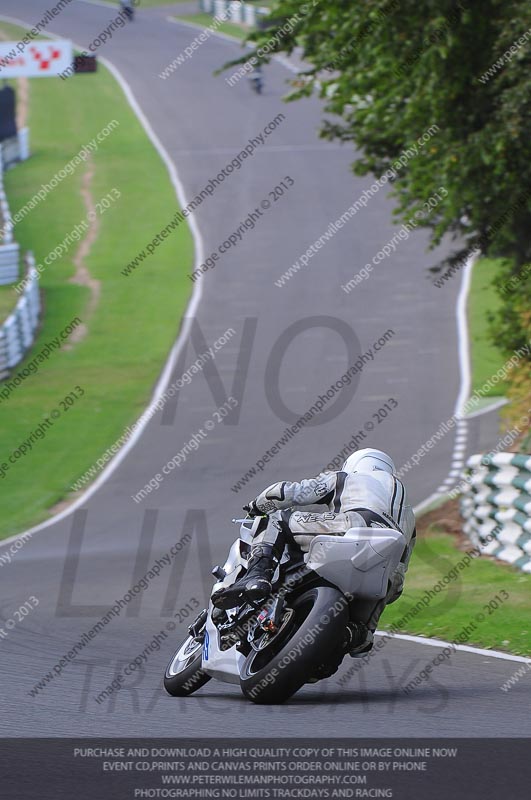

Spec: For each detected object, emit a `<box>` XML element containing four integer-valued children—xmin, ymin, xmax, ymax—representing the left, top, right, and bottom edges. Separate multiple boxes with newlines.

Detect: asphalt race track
<box><xmin>0</xmin><ymin>0</ymin><xmax>528</xmax><ymax>737</ymax></box>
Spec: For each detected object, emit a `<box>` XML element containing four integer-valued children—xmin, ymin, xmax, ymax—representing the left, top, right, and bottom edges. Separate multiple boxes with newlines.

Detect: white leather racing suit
<box><xmin>251</xmin><ymin>470</ymin><xmax>416</xmax><ymax>630</ymax></box>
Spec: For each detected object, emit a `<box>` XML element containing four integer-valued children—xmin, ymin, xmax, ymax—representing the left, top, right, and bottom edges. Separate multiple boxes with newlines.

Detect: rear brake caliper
<box><xmin>247</xmin><ymin>595</ymin><xmax>288</xmax><ymax>651</ymax></box>
<box><xmin>257</xmin><ymin>608</ymin><xmax>278</xmax><ymax>635</ymax></box>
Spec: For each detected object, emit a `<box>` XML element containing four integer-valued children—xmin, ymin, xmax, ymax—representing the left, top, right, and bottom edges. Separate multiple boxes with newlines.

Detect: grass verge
<box><xmin>0</xmin><ymin>284</ymin><xmax>18</xmax><ymax>324</ymax></box>
<box><xmin>382</xmin><ymin>503</ymin><xmax>531</xmax><ymax>656</ymax></box>
<box><xmin>0</xmin><ymin>21</ymin><xmax>193</xmax><ymax>539</ymax></box>
<box><xmin>138</xmin><ymin>0</ymin><xmax>192</xmax><ymax>6</ymax></box>
<box><xmin>113</xmin><ymin>1</ymin><xmax>193</xmax><ymax>7</ymax></box>
<box><xmin>467</xmin><ymin>256</ymin><xmax>507</xmax><ymax>399</ymax></box>
<box><xmin>172</xmin><ymin>13</ymin><xmax>249</xmax><ymax>39</ymax></box>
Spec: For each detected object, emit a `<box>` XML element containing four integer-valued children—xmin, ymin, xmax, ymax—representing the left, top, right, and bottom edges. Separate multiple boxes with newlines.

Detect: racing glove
<box><xmin>243</xmin><ymin>500</ymin><xmax>263</xmax><ymax>517</ymax></box>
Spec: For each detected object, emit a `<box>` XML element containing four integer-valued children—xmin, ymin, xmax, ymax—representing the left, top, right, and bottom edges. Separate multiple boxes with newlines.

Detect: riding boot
<box><xmin>212</xmin><ymin>521</ymin><xmax>285</xmax><ymax>610</ymax></box>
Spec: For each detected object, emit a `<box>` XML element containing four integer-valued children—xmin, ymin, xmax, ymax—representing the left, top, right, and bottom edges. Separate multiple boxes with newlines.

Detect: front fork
<box><xmin>188</xmin><ymin>609</ymin><xmax>208</xmax><ymax>639</ymax></box>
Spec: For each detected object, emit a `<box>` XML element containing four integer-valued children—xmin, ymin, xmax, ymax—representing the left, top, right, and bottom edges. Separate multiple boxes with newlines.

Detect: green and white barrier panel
<box><xmin>199</xmin><ymin>0</ymin><xmax>269</xmax><ymax>27</ymax></box>
<box><xmin>2</xmin><ymin>129</ymin><xmax>30</xmax><ymax>170</ymax></box>
<box><xmin>0</xmin><ymin>253</ymin><xmax>40</xmax><ymax>376</ymax></box>
<box><xmin>0</xmin><ymin>145</ymin><xmax>19</xmax><ymax>284</ymax></box>
<box><xmin>460</xmin><ymin>452</ymin><xmax>531</xmax><ymax>573</ymax></box>
<box><xmin>0</xmin><ymin>130</ymin><xmax>29</xmax><ymax>285</ymax></box>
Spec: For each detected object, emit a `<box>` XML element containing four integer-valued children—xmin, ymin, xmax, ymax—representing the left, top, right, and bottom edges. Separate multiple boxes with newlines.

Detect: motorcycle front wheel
<box><xmin>240</xmin><ymin>585</ymin><xmax>348</xmax><ymax>704</ymax></box>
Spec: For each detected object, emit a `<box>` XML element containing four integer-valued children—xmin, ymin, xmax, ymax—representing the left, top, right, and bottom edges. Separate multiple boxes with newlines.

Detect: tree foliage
<box><xmin>234</xmin><ymin>0</ymin><xmax>531</xmax><ymax>274</ymax></box>
<box><xmin>228</xmin><ymin>0</ymin><xmax>531</xmax><ymax>426</ymax></box>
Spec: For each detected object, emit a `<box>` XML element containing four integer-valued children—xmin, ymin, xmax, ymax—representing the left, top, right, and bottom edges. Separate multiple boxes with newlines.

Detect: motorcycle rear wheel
<box><xmin>240</xmin><ymin>585</ymin><xmax>348</xmax><ymax>704</ymax></box>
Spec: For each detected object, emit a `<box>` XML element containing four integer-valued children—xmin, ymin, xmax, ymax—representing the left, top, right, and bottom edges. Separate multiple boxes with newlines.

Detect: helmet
<box><xmin>342</xmin><ymin>448</ymin><xmax>395</xmax><ymax>475</ymax></box>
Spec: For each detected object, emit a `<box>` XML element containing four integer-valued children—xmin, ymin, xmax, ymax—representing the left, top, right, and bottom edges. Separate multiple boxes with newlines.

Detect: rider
<box><xmin>120</xmin><ymin>0</ymin><xmax>133</xmax><ymax>17</ymax></box>
<box><xmin>212</xmin><ymin>448</ymin><xmax>416</xmax><ymax>654</ymax></box>
<box><xmin>249</xmin><ymin>63</ymin><xmax>263</xmax><ymax>91</ymax></box>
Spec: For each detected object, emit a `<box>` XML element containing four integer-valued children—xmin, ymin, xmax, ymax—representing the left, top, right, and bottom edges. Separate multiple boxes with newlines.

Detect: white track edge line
<box><xmin>376</xmin><ymin>632</ymin><xmax>531</xmax><ymax>664</ymax></box>
<box><xmin>466</xmin><ymin>397</ymin><xmax>508</xmax><ymax>419</ymax></box>
<box><xmin>413</xmin><ymin>255</ymin><xmax>475</xmax><ymax>514</ymax></box>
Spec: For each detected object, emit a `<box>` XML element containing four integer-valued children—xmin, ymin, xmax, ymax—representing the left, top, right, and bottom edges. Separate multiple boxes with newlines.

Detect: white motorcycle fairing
<box><xmin>201</xmin><ymin>517</ymin><xmax>261</xmax><ymax>684</ymax></box>
<box><xmin>306</xmin><ymin>527</ymin><xmax>405</xmax><ymax>600</ymax></box>
<box><xmin>201</xmin><ymin>524</ymin><xmax>405</xmax><ymax>684</ymax></box>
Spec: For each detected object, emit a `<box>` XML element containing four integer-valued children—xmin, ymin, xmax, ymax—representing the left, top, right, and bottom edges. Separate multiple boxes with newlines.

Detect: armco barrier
<box><xmin>460</xmin><ymin>452</ymin><xmax>531</xmax><ymax>573</ymax></box>
<box><xmin>0</xmin><ymin>128</ymin><xmax>39</xmax><ymax>379</ymax></box>
<box><xmin>0</xmin><ymin>150</ymin><xmax>19</xmax><ymax>284</ymax></box>
<box><xmin>0</xmin><ymin>253</ymin><xmax>41</xmax><ymax>378</ymax></box>
<box><xmin>0</xmin><ymin>128</ymin><xmax>29</xmax><ymax>284</ymax></box>
<box><xmin>198</xmin><ymin>0</ymin><xmax>269</xmax><ymax>27</ymax></box>
<box><xmin>2</xmin><ymin>129</ymin><xmax>30</xmax><ymax>169</ymax></box>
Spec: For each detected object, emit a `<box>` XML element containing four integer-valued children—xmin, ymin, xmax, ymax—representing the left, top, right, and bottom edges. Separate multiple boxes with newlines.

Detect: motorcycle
<box><xmin>163</xmin><ymin>515</ymin><xmax>405</xmax><ymax>704</ymax></box>
<box><xmin>249</xmin><ymin>72</ymin><xmax>263</xmax><ymax>95</ymax></box>
<box><xmin>121</xmin><ymin>2</ymin><xmax>134</xmax><ymax>21</ymax></box>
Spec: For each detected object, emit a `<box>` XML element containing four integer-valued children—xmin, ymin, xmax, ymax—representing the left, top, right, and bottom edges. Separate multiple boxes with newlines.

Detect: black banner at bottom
<box><xmin>2</xmin><ymin>738</ymin><xmax>529</xmax><ymax>799</ymax></box>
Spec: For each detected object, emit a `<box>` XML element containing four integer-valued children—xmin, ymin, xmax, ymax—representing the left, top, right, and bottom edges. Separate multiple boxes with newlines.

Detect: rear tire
<box><xmin>240</xmin><ymin>585</ymin><xmax>348</xmax><ymax>704</ymax></box>
<box><xmin>164</xmin><ymin>634</ymin><xmax>211</xmax><ymax>697</ymax></box>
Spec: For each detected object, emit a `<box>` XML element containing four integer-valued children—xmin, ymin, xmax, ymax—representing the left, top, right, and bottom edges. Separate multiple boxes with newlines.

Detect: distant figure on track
<box><xmin>120</xmin><ymin>0</ymin><xmax>134</xmax><ymax>22</ymax></box>
<box><xmin>249</xmin><ymin>63</ymin><xmax>263</xmax><ymax>94</ymax></box>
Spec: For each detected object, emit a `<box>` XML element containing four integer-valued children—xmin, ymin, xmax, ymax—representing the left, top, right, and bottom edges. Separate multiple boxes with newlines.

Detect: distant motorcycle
<box><xmin>163</xmin><ymin>514</ymin><xmax>405</xmax><ymax>704</ymax></box>
<box><xmin>249</xmin><ymin>70</ymin><xmax>263</xmax><ymax>95</ymax></box>
<box><xmin>120</xmin><ymin>1</ymin><xmax>134</xmax><ymax>21</ymax></box>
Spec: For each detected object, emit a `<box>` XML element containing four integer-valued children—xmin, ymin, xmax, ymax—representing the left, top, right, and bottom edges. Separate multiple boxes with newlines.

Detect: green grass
<box><xmin>0</xmin><ymin>21</ymin><xmax>193</xmax><ymax>539</ymax></box>
<box><xmin>74</xmin><ymin>1</ymin><xmax>195</xmax><ymax>11</ymax></box>
<box><xmin>138</xmin><ymin>0</ymin><xmax>192</xmax><ymax>6</ymax></box>
<box><xmin>467</xmin><ymin>256</ymin><xmax>507</xmax><ymax>399</ymax></box>
<box><xmin>122</xmin><ymin>0</ymin><xmax>193</xmax><ymax>7</ymax></box>
<box><xmin>172</xmin><ymin>13</ymin><xmax>250</xmax><ymax>39</ymax></box>
<box><xmin>0</xmin><ymin>284</ymin><xmax>18</xmax><ymax>324</ymax></box>
<box><xmin>382</xmin><ymin>529</ymin><xmax>531</xmax><ymax>656</ymax></box>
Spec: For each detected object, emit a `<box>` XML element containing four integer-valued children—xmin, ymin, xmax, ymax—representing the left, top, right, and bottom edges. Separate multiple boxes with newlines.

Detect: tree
<box><xmin>226</xmin><ymin>0</ymin><xmax>531</xmax><ymax>434</ymax></box>
<box><xmin>230</xmin><ymin>0</ymin><xmax>531</xmax><ymax>274</ymax></box>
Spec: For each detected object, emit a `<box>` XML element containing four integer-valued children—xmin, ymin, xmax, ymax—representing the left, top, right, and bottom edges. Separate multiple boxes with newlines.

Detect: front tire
<box><xmin>164</xmin><ymin>634</ymin><xmax>211</xmax><ymax>697</ymax></box>
<box><xmin>240</xmin><ymin>585</ymin><xmax>348</xmax><ymax>704</ymax></box>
